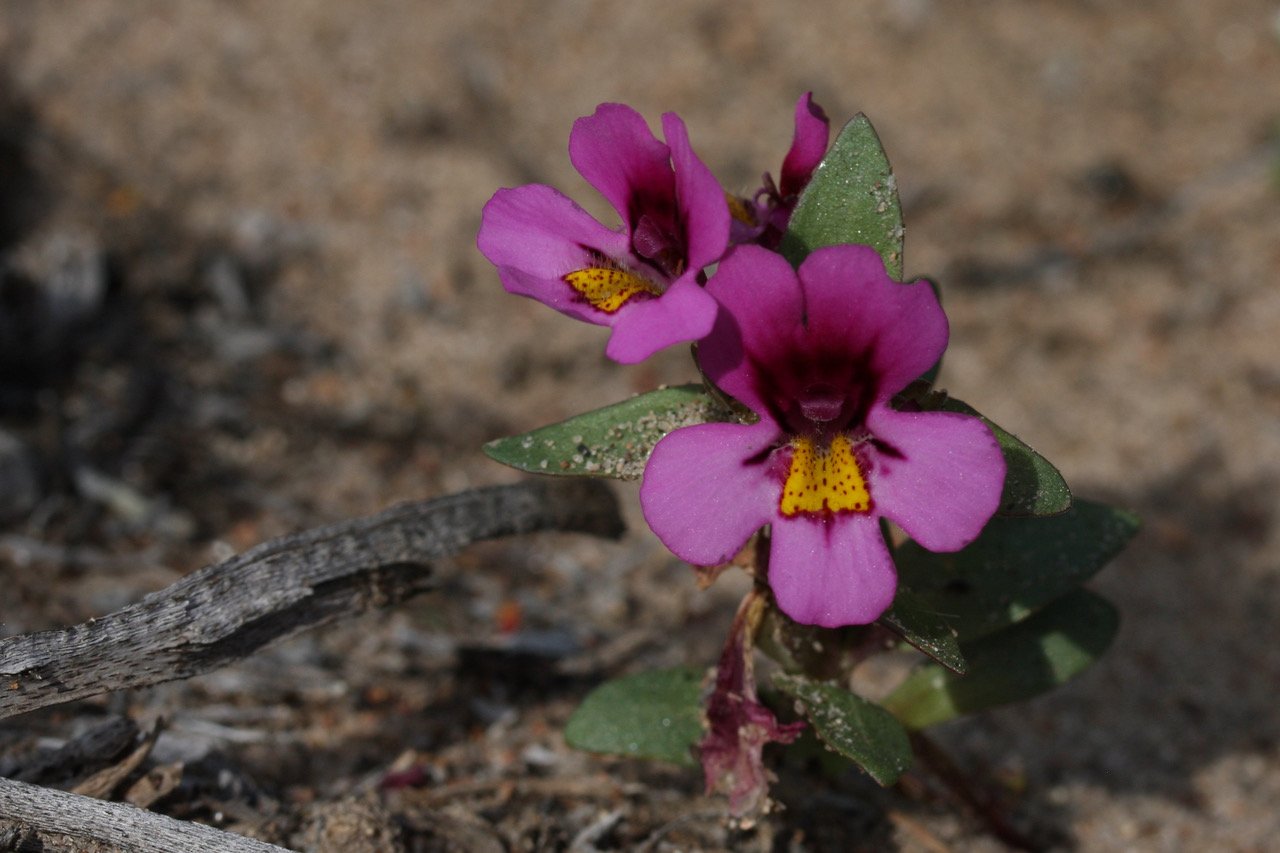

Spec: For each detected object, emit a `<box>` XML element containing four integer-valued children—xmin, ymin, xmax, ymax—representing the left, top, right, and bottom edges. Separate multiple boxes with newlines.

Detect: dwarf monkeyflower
<box><xmin>477</xmin><ymin>103</ymin><xmax>729</xmax><ymax>364</ymax></box>
<box><xmin>640</xmin><ymin>245</ymin><xmax>1006</xmax><ymax>628</ymax></box>
<box><xmin>727</xmin><ymin>92</ymin><xmax>830</xmax><ymax>248</ymax></box>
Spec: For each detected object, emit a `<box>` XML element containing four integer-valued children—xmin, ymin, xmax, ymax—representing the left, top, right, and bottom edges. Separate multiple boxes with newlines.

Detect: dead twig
<box><xmin>0</xmin><ymin>479</ymin><xmax>624</xmax><ymax>720</ymax></box>
<box><xmin>0</xmin><ymin>776</ymin><xmax>291</xmax><ymax>853</ymax></box>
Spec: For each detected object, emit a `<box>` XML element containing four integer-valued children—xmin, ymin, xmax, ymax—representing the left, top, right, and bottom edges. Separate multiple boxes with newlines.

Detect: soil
<box><xmin>1</xmin><ymin>1</ymin><xmax>1278</xmax><ymax>850</ymax></box>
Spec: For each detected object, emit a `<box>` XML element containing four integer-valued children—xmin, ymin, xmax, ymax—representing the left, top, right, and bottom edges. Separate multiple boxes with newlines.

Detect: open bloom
<box><xmin>727</xmin><ymin>92</ymin><xmax>830</xmax><ymax>248</ymax></box>
<box><xmin>477</xmin><ymin>103</ymin><xmax>729</xmax><ymax>363</ymax></box>
<box><xmin>640</xmin><ymin>245</ymin><xmax>1006</xmax><ymax>627</ymax></box>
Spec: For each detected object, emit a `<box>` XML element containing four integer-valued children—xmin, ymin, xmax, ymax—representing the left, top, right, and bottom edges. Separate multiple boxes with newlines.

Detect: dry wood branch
<box><xmin>0</xmin><ymin>479</ymin><xmax>624</xmax><ymax>721</ymax></box>
<box><xmin>0</xmin><ymin>776</ymin><xmax>291</xmax><ymax>852</ymax></box>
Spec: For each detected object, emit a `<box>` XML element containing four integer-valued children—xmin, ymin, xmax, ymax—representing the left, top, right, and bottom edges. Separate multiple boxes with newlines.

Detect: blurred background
<box><xmin>1</xmin><ymin>1</ymin><xmax>1278</xmax><ymax>849</ymax></box>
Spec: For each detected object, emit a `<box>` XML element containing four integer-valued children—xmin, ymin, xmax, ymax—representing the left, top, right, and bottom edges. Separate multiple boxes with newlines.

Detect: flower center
<box><xmin>796</xmin><ymin>382</ymin><xmax>845</xmax><ymax>424</ymax></box>
<box><xmin>632</xmin><ymin>214</ymin><xmax>686</xmax><ymax>279</ymax></box>
<box><xmin>779</xmin><ymin>434</ymin><xmax>872</xmax><ymax>517</ymax></box>
<box><xmin>564</xmin><ymin>267</ymin><xmax>663</xmax><ymax>313</ymax></box>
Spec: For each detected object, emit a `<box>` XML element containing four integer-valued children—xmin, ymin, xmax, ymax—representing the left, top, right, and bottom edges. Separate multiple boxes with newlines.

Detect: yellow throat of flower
<box><xmin>564</xmin><ymin>267</ymin><xmax>662</xmax><ymax>313</ymax></box>
<box><xmin>725</xmin><ymin>192</ymin><xmax>757</xmax><ymax>226</ymax></box>
<box><xmin>780</xmin><ymin>434</ymin><xmax>872</xmax><ymax>516</ymax></box>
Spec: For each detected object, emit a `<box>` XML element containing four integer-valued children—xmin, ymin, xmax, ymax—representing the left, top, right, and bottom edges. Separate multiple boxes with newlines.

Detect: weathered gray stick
<box><xmin>0</xmin><ymin>479</ymin><xmax>623</xmax><ymax>720</ymax></box>
<box><xmin>0</xmin><ymin>777</ymin><xmax>292</xmax><ymax>852</ymax></box>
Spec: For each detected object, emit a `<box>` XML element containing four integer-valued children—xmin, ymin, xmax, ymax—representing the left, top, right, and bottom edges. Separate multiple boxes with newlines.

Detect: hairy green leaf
<box><xmin>564</xmin><ymin>667</ymin><xmax>705</xmax><ymax>766</ymax></box>
<box><xmin>779</xmin><ymin>114</ymin><xmax>904</xmax><ymax>279</ymax></box>
<box><xmin>774</xmin><ymin>673</ymin><xmax>913</xmax><ymax>786</ymax></box>
<box><xmin>880</xmin><ymin>589</ymin><xmax>966</xmax><ymax>674</ymax></box>
<box><xmin>882</xmin><ymin>589</ymin><xmax>1119</xmax><ymax>730</ymax></box>
<box><xmin>484</xmin><ymin>384</ymin><xmax>728</xmax><ymax>480</ymax></box>
<box><xmin>895</xmin><ymin>499</ymin><xmax>1138</xmax><ymax>643</ymax></box>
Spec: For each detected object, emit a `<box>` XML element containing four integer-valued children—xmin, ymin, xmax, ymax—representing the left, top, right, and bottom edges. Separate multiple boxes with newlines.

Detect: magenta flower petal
<box><xmin>479</xmin><ymin>184</ymin><xmax>632</xmax><ymax>278</ymax></box>
<box><xmin>699</xmin><ymin>245</ymin><xmax>805</xmax><ymax>415</ymax></box>
<box><xmin>768</xmin><ymin>515</ymin><xmax>898</xmax><ymax>627</ymax></box>
<box><xmin>797</xmin><ymin>245</ymin><xmax>948</xmax><ymax>400</ymax></box>
<box><xmin>663</xmin><ymin>112</ymin><xmax>730</xmax><ymax>271</ymax></box>
<box><xmin>865</xmin><ymin>407</ymin><xmax>1006</xmax><ymax>552</ymax></box>
<box><xmin>480</xmin><ymin>103</ymin><xmax>732</xmax><ymax>363</ymax></box>
<box><xmin>640</xmin><ymin>420</ymin><xmax>780</xmax><ymax>566</ymax></box>
<box><xmin>478</xmin><ymin>184</ymin><xmax>634</xmax><ymax>325</ymax></box>
<box><xmin>570</xmin><ymin>103</ymin><xmax>675</xmax><ymax>233</ymax></box>
<box><xmin>779</xmin><ymin>92</ymin><xmax>830</xmax><ymax>199</ymax></box>
<box><xmin>730</xmin><ymin>93</ymin><xmax>831</xmax><ymax>248</ymax></box>
<box><xmin>643</xmin><ymin>242</ymin><xmax>1004</xmax><ymax>627</ymax></box>
<box><xmin>604</xmin><ymin>275</ymin><xmax>719</xmax><ymax>363</ymax></box>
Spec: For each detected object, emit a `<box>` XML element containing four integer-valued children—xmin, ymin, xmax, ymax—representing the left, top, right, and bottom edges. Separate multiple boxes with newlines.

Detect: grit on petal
<box><xmin>779</xmin><ymin>92</ymin><xmax>830</xmax><ymax>199</ymax></box>
<box><xmin>865</xmin><ymin>407</ymin><xmax>1007</xmax><ymax>553</ymax></box>
<box><xmin>663</xmin><ymin>112</ymin><xmax>730</xmax><ymax>272</ymax></box>
<box><xmin>699</xmin><ymin>246</ymin><xmax>805</xmax><ymax>416</ymax></box>
<box><xmin>797</xmin><ymin>246</ymin><xmax>948</xmax><ymax>400</ymax></box>
<box><xmin>768</xmin><ymin>513</ymin><xmax>898</xmax><ymax>627</ymax></box>
<box><xmin>640</xmin><ymin>421</ymin><xmax>780</xmax><ymax>566</ymax></box>
<box><xmin>569</xmin><ymin>103</ymin><xmax>675</xmax><ymax>234</ymax></box>
<box><xmin>603</xmin><ymin>276</ymin><xmax>719</xmax><ymax>364</ymax></box>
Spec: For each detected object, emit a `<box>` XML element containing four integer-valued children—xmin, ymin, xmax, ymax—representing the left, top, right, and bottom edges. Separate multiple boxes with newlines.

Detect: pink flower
<box><xmin>640</xmin><ymin>245</ymin><xmax>1006</xmax><ymax>627</ymax></box>
<box><xmin>477</xmin><ymin>104</ymin><xmax>729</xmax><ymax>363</ymax></box>
<box><xmin>728</xmin><ymin>92</ymin><xmax>830</xmax><ymax>248</ymax></box>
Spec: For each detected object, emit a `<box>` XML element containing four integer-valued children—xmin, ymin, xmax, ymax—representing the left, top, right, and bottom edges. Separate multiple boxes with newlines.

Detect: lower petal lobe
<box><xmin>640</xmin><ymin>421</ymin><xmax>779</xmax><ymax>566</ymax></box>
<box><xmin>865</xmin><ymin>406</ymin><xmax>1006</xmax><ymax>552</ymax></box>
<box><xmin>768</xmin><ymin>514</ymin><xmax>896</xmax><ymax>627</ymax></box>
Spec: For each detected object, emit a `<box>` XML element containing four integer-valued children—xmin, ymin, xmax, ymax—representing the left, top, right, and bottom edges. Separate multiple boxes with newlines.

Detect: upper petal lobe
<box><xmin>797</xmin><ymin>246</ymin><xmax>948</xmax><ymax>400</ymax></box>
<box><xmin>663</xmin><ymin>112</ymin><xmax>730</xmax><ymax>272</ymax></box>
<box><xmin>570</xmin><ymin>103</ymin><xmax>675</xmax><ymax>234</ymax></box>
<box><xmin>779</xmin><ymin>92</ymin><xmax>830</xmax><ymax>199</ymax></box>
<box><xmin>699</xmin><ymin>246</ymin><xmax>805</xmax><ymax>417</ymax></box>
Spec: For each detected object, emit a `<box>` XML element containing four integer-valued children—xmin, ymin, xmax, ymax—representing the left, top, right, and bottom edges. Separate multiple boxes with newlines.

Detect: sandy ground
<box><xmin>1</xmin><ymin>1</ymin><xmax>1279</xmax><ymax>850</ymax></box>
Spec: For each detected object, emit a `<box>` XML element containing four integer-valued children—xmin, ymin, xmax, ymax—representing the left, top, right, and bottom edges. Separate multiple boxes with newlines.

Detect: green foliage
<box><xmin>564</xmin><ymin>667</ymin><xmax>705</xmax><ymax>766</ymax></box>
<box><xmin>489</xmin><ymin>105</ymin><xmax>1136</xmax><ymax>795</ymax></box>
<box><xmin>882</xmin><ymin>589</ymin><xmax>1120</xmax><ymax>730</ymax></box>
<box><xmin>937</xmin><ymin>397</ymin><xmax>1072</xmax><ymax>516</ymax></box>
<box><xmin>779</xmin><ymin>114</ymin><xmax>905</xmax><ymax>279</ymax></box>
<box><xmin>895</xmin><ymin>499</ymin><xmax>1139</xmax><ymax>643</ymax></box>
<box><xmin>484</xmin><ymin>384</ymin><xmax>728</xmax><ymax>480</ymax></box>
<box><xmin>774</xmin><ymin>673</ymin><xmax>913</xmax><ymax>786</ymax></box>
<box><xmin>880</xmin><ymin>590</ymin><xmax>966</xmax><ymax>674</ymax></box>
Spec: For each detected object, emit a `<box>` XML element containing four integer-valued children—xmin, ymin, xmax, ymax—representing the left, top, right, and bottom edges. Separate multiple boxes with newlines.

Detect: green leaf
<box><xmin>564</xmin><ymin>667</ymin><xmax>705</xmax><ymax>766</ymax></box>
<box><xmin>484</xmin><ymin>384</ymin><xmax>728</xmax><ymax>480</ymax></box>
<box><xmin>895</xmin><ymin>499</ymin><xmax>1138</xmax><ymax>643</ymax></box>
<box><xmin>880</xmin><ymin>589</ymin><xmax>966</xmax><ymax>674</ymax></box>
<box><xmin>882</xmin><ymin>589</ymin><xmax>1119</xmax><ymax>730</ymax></box>
<box><xmin>938</xmin><ymin>397</ymin><xmax>1071</xmax><ymax>516</ymax></box>
<box><xmin>774</xmin><ymin>673</ymin><xmax>913</xmax><ymax>786</ymax></box>
<box><xmin>779</xmin><ymin>114</ymin><xmax>904</xmax><ymax>279</ymax></box>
